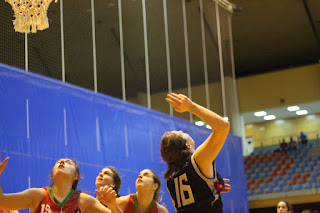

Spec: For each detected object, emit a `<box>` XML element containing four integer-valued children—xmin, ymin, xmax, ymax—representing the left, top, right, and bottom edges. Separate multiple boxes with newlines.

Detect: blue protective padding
<box><xmin>0</xmin><ymin>63</ymin><xmax>248</xmax><ymax>213</ymax></box>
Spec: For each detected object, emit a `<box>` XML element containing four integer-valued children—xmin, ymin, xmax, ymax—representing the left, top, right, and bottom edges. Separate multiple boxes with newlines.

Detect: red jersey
<box><xmin>35</xmin><ymin>187</ymin><xmax>81</xmax><ymax>213</ymax></box>
<box><xmin>124</xmin><ymin>194</ymin><xmax>158</xmax><ymax>213</ymax></box>
<box><xmin>0</xmin><ymin>210</ymin><xmax>10</xmax><ymax>213</ymax></box>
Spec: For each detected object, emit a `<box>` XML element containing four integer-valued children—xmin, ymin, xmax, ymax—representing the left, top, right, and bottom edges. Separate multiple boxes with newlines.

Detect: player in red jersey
<box><xmin>96</xmin><ymin>167</ymin><xmax>121</xmax><ymax>198</ymax></box>
<box><xmin>95</xmin><ymin>166</ymin><xmax>122</xmax><ymax>206</ymax></box>
<box><xmin>97</xmin><ymin>169</ymin><xmax>168</xmax><ymax>213</ymax></box>
<box><xmin>0</xmin><ymin>156</ymin><xmax>114</xmax><ymax>213</ymax></box>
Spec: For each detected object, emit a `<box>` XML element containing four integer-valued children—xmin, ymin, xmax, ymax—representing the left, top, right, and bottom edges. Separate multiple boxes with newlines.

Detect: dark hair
<box><xmin>148</xmin><ymin>169</ymin><xmax>161</xmax><ymax>202</ymax></box>
<box><xmin>278</xmin><ymin>200</ymin><xmax>293</xmax><ymax>212</ymax></box>
<box><xmin>160</xmin><ymin>132</ymin><xmax>192</xmax><ymax>179</ymax></box>
<box><xmin>71</xmin><ymin>159</ymin><xmax>80</xmax><ymax>190</ymax></box>
<box><xmin>50</xmin><ymin>158</ymin><xmax>80</xmax><ymax>191</ymax></box>
<box><xmin>104</xmin><ymin>166</ymin><xmax>121</xmax><ymax>197</ymax></box>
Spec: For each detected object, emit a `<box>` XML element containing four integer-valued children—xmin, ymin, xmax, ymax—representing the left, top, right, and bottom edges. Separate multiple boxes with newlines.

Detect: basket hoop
<box><xmin>5</xmin><ymin>0</ymin><xmax>58</xmax><ymax>33</ymax></box>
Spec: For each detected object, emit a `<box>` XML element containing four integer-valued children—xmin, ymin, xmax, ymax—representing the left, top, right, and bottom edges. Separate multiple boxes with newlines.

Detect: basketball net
<box><xmin>5</xmin><ymin>0</ymin><xmax>58</xmax><ymax>33</ymax></box>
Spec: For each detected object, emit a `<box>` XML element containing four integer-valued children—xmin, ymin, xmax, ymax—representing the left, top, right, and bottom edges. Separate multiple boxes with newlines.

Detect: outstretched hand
<box><xmin>0</xmin><ymin>152</ymin><xmax>9</xmax><ymax>176</ymax></box>
<box><xmin>96</xmin><ymin>185</ymin><xmax>117</xmax><ymax>207</ymax></box>
<box><xmin>166</xmin><ymin>93</ymin><xmax>193</xmax><ymax>113</ymax></box>
<box><xmin>221</xmin><ymin>178</ymin><xmax>231</xmax><ymax>193</ymax></box>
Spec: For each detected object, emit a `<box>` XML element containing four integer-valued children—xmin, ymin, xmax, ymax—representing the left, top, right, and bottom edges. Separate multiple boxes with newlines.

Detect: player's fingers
<box><xmin>165</xmin><ymin>98</ymin><xmax>177</xmax><ymax>106</ymax></box>
<box><xmin>170</xmin><ymin>93</ymin><xmax>182</xmax><ymax>100</ymax></box>
<box><xmin>223</xmin><ymin>178</ymin><xmax>230</xmax><ymax>182</ymax></box>
<box><xmin>96</xmin><ymin>190</ymin><xmax>102</xmax><ymax>198</ymax></box>
<box><xmin>106</xmin><ymin>187</ymin><xmax>114</xmax><ymax>193</ymax></box>
<box><xmin>167</xmin><ymin>94</ymin><xmax>182</xmax><ymax>104</ymax></box>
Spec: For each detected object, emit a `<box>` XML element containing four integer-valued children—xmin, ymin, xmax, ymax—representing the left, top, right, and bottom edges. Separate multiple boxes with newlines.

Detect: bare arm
<box><xmin>0</xmin><ymin>188</ymin><xmax>44</xmax><ymax>211</ymax></box>
<box><xmin>79</xmin><ymin>193</ymin><xmax>112</xmax><ymax>213</ymax></box>
<box><xmin>166</xmin><ymin>93</ymin><xmax>230</xmax><ymax>178</ymax></box>
<box><xmin>0</xmin><ymin>156</ymin><xmax>44</xmax><ymax>211</ymax></box>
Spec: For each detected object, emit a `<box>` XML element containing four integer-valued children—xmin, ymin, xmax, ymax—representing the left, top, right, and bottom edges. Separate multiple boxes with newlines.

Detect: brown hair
<box><xmin>148</xmin><ymin>169</ymin><xmax>161</xmax><ymax>202</ymax></box>
<box><xmin>160</xmin><ymin>132</ymin><xmax>192</xmax><ymax>179</ymax></box>
<box><xmin>71</xmin><ymin>159</ymin><xmax>80</xmax><ymax>190</ymax></box>
<box><xmin>104</xmin><ymin>166</ymin><xmax>121</xmax><ymax>197</ymax></box>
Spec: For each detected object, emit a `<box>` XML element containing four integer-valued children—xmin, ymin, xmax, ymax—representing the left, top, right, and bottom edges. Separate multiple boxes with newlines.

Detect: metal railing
<box><xmin>254</xmin><ymin>130</ymin><xmax>320</xmax><ymax>150</ymax></box>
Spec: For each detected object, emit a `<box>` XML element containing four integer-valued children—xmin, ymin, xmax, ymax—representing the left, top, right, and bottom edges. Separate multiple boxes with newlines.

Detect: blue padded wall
<box><xmin>0</xmin><ymin>63</ymin><xmax>248</xmax><ymax>213</ymax></box>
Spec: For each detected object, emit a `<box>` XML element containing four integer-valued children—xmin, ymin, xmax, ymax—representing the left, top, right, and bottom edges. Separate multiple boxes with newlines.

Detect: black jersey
<box><xmin>166</xmin><ymin>155</ymin><xmax>223</xmax><ymax>213</ymax></box>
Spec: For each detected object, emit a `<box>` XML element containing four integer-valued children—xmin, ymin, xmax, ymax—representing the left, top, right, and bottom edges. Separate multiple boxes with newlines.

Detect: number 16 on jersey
<box><xmin>174</xmin><ymin>173</ymin><xmax>195</xmax><ymax>208</ymax></box>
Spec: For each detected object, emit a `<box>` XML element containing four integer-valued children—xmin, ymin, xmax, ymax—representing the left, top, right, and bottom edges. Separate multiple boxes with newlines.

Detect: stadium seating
<box><xmin>245</xmin><ymin>143</ymin><xmax>320</xmax><ymax>196</ymax></box>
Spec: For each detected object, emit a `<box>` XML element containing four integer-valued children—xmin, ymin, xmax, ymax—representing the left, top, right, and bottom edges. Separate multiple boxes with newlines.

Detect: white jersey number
<box><xmin>174</xmin><ymin>173</ymin><xmax>195</xmax><ymax>208</ymax></box>
<box><xmin>40</xmin><ymin>204</ymin><xmax>52</xmax><ymax>213</ymax></box>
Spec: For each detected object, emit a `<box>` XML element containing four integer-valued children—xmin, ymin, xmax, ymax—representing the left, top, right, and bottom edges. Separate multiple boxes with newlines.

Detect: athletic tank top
<box><xmin>34</xmin><ymin>187</ymin><xmax>81</xmax><ymax>213</ymax></box>
<box><xmin>124</xmin><ymin>194</ymin><xmax>158</xmax><ymax>213</ymax></box>
<box><xmin>166</xmin><ymin>155</ymin><xmax>224</xmax><ymax>212</ymax></box>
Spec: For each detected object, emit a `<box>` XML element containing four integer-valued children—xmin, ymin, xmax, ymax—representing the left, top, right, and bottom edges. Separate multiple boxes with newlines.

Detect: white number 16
<box><xmin>174</xmin><ymin>173</ymin><xmax>195</xmax><ymax>208</ymax></box>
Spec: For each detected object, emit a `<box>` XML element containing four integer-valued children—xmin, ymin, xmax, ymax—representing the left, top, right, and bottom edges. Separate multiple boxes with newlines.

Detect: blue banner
<box><xmin>0</xmin><ymin>63</ymin><xmax>248</xmax><ymax>213</ymax></box>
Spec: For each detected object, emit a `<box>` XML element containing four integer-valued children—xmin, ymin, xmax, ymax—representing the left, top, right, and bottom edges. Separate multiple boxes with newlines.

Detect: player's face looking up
<box><xmin>52</xmin><ymin>158</ymin><xmax>78</xmax><ymax>178</ymax></box>
<box><xmin>136</xmin><ymin>169</ymin><xmax>158</xmax><ymax>191</ymax></box>
<box><xmin>277</xmin><ymin>201</ymin><xmax>290</xmax><ymax>213</ymax></box>
<box><xmin>96</xmin><ymin>168</ymin><xmax>115</xmax><ymax>188</ymax></box>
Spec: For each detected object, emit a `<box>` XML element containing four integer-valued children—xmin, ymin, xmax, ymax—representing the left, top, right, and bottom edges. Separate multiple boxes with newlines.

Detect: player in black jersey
<box><xmin>160</xmin><ymin>93</ymin><xmax>231</xmax><ymax>212</ymax></box>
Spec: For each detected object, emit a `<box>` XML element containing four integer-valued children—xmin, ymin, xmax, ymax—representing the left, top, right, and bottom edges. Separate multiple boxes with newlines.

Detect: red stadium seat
<box><xmin>266</xmin><ymin>177</ymin><xmax>274</xmax><ymax>183</ymax></box>
<box><xmin>252</xmin><ymin>184</ymin><xmax>260</xmax><ymax>190</ymax></box>
<box><xmin>266</xmin><ymin>157</ymin><xmax>273</xmax><ymax>162</ymax></box>
<box><xmin>289</xmin><ymin>179</ymin><xmax>297</xmax><ymax>185</ymax></box>
<box><xmin>287</xmin><ymin>159</ymin><xmax>294</xmax><ymax>164</ymax></box>
<box><xmin>303</xmin><ymin>173</ymin><xmax>311</xmax><ymax>178</ymax></box>
<box><xmin>270</xmin><ymin>171</ymin><xmax>278</xmax><ymax>176</ymax></box>
<box><xmin>248</xmin><ymin>179</ymin><xmax>255</xmax><ymax>185</ymax></box>
<box><xmin>283</xmin><ymin>155</ymin><xmax>290</xmax><ymax>160</ymax></box>
<box><xmin>257</xmin><ymin>179</ymin><xmax>265</xmax><ymax>184</ymax></box>
<box><xmin>279</xmin><ymin>170</ymin><xmax>287</xmax><ymax>176</ymax></box>
<box><xmin>293</xmin><ymin>174</ymin><xmax>301</xmax><ymax>180</ymax></box>
<box><xmin>275</xmin><ymin>165</ymin><xmax>282</xmax><ymax>170</ymax></box>
<box><xmin>279</xmin><ymin>160</ymin><xmax>286</xmax><ymax>165</ymax></box>
<box><xmin>283</xmin><ymin>164</ymin><xmax>291</xmax><ymax>169</ymax></box>
<box><xmin>299</xmin><ymin>178</ymin><xmax>307</xmax><ymax>184</ymax></box>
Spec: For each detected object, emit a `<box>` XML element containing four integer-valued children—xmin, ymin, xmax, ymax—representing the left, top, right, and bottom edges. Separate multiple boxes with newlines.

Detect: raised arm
<box><xmin>0</xmin><ymin>156</ymin><xmax>44</xmax><ymax>211</ymax></box>
<box><xmin>166</xmin><ymin>93</ymin><xmax>230</xmax><ymax>178</ymax></box>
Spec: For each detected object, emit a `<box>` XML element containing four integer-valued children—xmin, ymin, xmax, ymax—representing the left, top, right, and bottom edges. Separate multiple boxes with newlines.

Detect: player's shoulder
<box><xmin>116</xmin><ymin>195</ymin><xmax>130</xmax><ymax>210</ymax></box>
<box><xmin>156</xmin><ymin>203</ymin><xmax>168</xmax><ymax>213</ymax></box>
<box><xmin>78</xmin><ymin>192</ymin><xmax>95</xmax><ymax>205</ymax></box>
